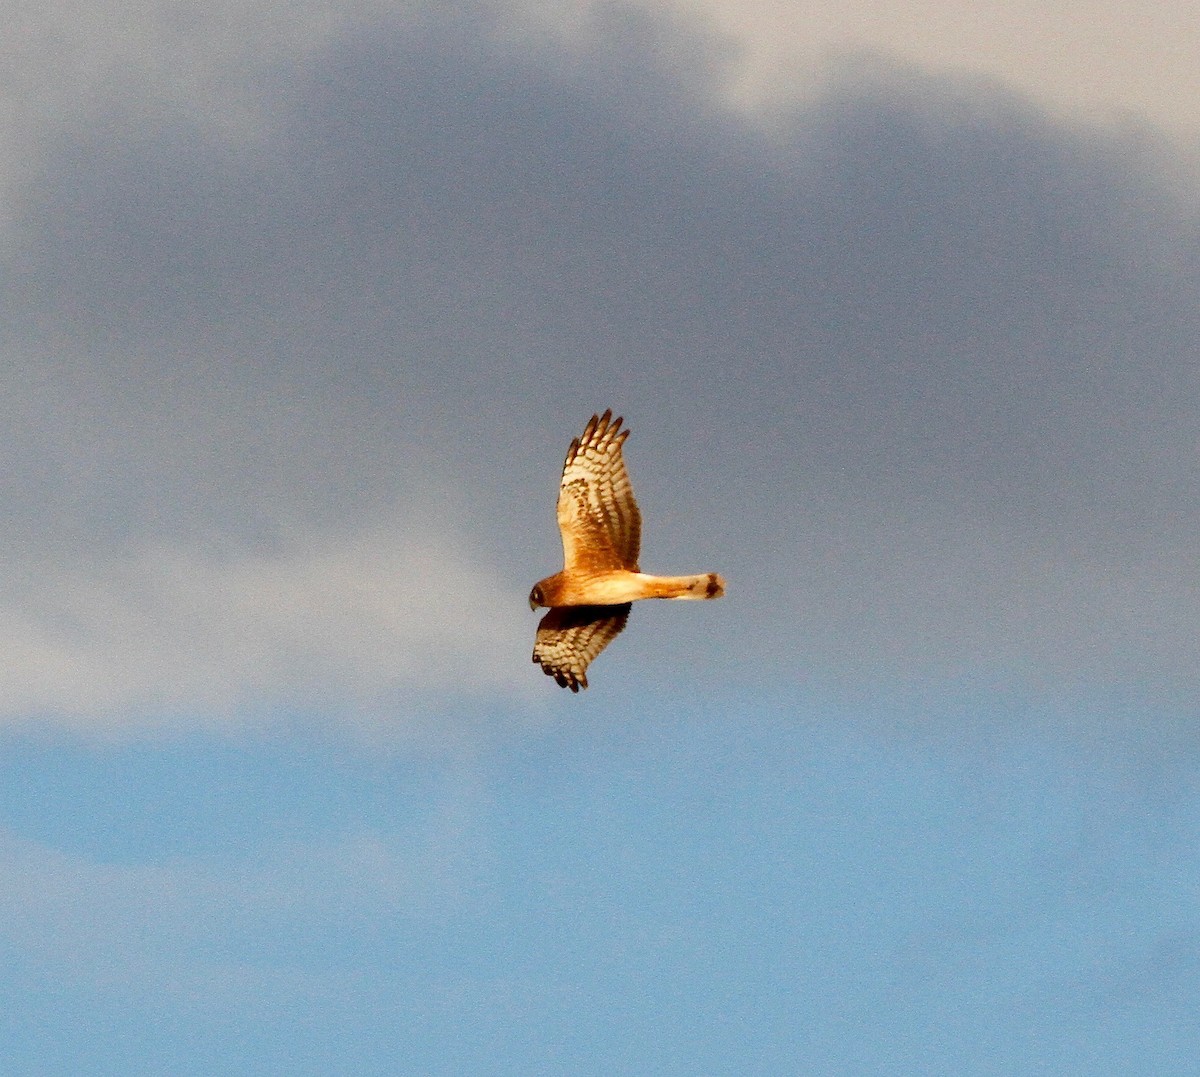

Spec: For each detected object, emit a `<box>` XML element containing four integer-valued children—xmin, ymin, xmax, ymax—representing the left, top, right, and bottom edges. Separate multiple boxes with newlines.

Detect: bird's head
<box><xmin>528</xmin><ymin>584</ymin><xmax>546</xmax><ymax>611</ymax></box>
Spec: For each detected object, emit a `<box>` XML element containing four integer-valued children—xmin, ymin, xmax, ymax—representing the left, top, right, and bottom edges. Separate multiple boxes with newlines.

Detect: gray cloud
<box><xmin>3</xmin><ymin>4</ymin><xmax>1200</xmax><ymax>719</ymax></box>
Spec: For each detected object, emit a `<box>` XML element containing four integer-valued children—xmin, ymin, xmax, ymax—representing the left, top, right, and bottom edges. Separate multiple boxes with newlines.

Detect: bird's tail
<box><xmin>642</xmin><ymin>572</ymin><xmax>725</xmax><ymax>600</ymax></box>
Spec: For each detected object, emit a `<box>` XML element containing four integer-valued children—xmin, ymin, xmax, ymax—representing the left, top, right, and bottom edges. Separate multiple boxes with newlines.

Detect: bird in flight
<box><xmin>529</xmin><ymin>410</ymin><xmax>725</xmax><ymax>691</ymax></box>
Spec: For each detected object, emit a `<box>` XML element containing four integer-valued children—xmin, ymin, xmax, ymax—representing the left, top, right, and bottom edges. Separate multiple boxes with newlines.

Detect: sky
<box><xmin>3</xmin><ymin>0</ymin><xmax>1200</xmax><ymax>1072</ymax></box>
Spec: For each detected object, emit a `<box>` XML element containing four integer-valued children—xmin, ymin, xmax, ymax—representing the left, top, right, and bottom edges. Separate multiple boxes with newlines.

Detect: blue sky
<box><xmin>3</xmin><ymin>1</ymin><xmax>1200</xmax><ymax>1072</ymax></box>
<box><xmin>2</xmin><ymin>695</ymin><xmax>1198</xmax><ymax>1073</ymax></box>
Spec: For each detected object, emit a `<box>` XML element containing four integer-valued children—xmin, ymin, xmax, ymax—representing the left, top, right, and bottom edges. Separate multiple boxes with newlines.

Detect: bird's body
<box><xmin>529</xmin><ymin>410</ymin><xmax>725</xmax><ymax>690</ymax></box>
<box><xmin>532</xmin><ymin>569</ymin><xmax>724</xmax><ymax>607</ymax></box>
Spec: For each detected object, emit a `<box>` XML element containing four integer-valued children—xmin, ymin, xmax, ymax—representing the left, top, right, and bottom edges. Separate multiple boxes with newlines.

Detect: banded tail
<box><xmin>642</xmin><ymin>572</ymin><xmax>725</xmax><ymax>600</ymax></box>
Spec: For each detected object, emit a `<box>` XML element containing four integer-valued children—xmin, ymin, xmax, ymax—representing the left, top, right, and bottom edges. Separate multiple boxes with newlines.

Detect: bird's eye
<box><xmin>533</xmin><ymin>587</ymin><xmax>542</xmax><ymax>602</ymax></box>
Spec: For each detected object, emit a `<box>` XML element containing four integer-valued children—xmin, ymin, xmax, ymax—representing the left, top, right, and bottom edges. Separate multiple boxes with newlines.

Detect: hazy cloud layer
<box><xmin>4</xmin><ymin>3</ymin><xmax>1200</xmax><ymax>722</ymax></box>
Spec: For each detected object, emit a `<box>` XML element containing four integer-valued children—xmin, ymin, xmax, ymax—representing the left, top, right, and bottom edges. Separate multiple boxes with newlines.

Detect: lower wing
<box><xmin>532</xmin><ymin>603</ymin><xmax>632</xmax><ymax>691</ymax></box>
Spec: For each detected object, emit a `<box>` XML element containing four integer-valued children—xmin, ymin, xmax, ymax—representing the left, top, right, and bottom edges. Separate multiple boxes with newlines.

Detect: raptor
<box><xmin>529</xmin><ymin>410</ymin><xmax>725</xmax><ymax>690</ymax></box>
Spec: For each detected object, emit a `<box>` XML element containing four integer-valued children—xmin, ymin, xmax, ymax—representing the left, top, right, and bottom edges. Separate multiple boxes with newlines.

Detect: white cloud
<box><xmin>0</xmin><ymin>520</ymin><xmax>532</xmax><ymax>728</ymax></box>
<box><xmin>616</xmin><ymin>0</ymin><xmax>1200</xmax><ymax>140</ymax></box>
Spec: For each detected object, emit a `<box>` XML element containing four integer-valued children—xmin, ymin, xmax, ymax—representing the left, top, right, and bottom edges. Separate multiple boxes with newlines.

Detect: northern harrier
<box><xmin>529</xmin><ymin>410</ymin><xmax>725</xmax><ymax>690</ymax></box>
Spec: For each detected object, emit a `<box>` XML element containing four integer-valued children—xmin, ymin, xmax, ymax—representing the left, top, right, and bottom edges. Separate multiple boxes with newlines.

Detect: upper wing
<box><xmin>532</xmin><ymin>603</ymin><xmax>632</xmax><ymax>691</ymax></box>
<box><xmin>556</xmin><ymin>410</ymin><xmax>642</xmax><ymax>574</ymax></box>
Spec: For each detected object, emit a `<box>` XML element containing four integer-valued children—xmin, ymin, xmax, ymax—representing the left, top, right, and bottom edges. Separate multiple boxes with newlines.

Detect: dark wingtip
<box><xmin>574</xmin><ymin>410</ymin><xmax>629</xmax><ymax>454</ymax></box>
<box><xmin>544</xmin><ymin>666</ymin><xmax>588</xmax><ymax>692</ymax></box>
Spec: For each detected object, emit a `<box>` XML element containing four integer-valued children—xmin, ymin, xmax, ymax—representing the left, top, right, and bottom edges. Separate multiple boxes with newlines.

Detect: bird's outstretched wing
<box><xmin>556</xmin><ymin>410</ymin><xmax>641</xmax><ymax>574</ymax></box>
<box><xmin>532</xmin><ymin>603</ymin><xmax>632</xmax><ymax>691</ymax></box>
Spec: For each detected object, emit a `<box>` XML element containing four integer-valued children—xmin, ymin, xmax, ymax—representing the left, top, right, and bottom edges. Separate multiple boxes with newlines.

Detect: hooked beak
<box><xmin>529</xmin><ymin>595</ymin><xmax>538</xmax><ymax>611</ymax></box>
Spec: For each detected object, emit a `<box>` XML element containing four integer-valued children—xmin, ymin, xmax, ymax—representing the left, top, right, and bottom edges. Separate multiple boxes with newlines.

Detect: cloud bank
<box><xmin>4</xmin><ymin>2</ymin><xmax>1200</xmax><ymax>724</ymax></box>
